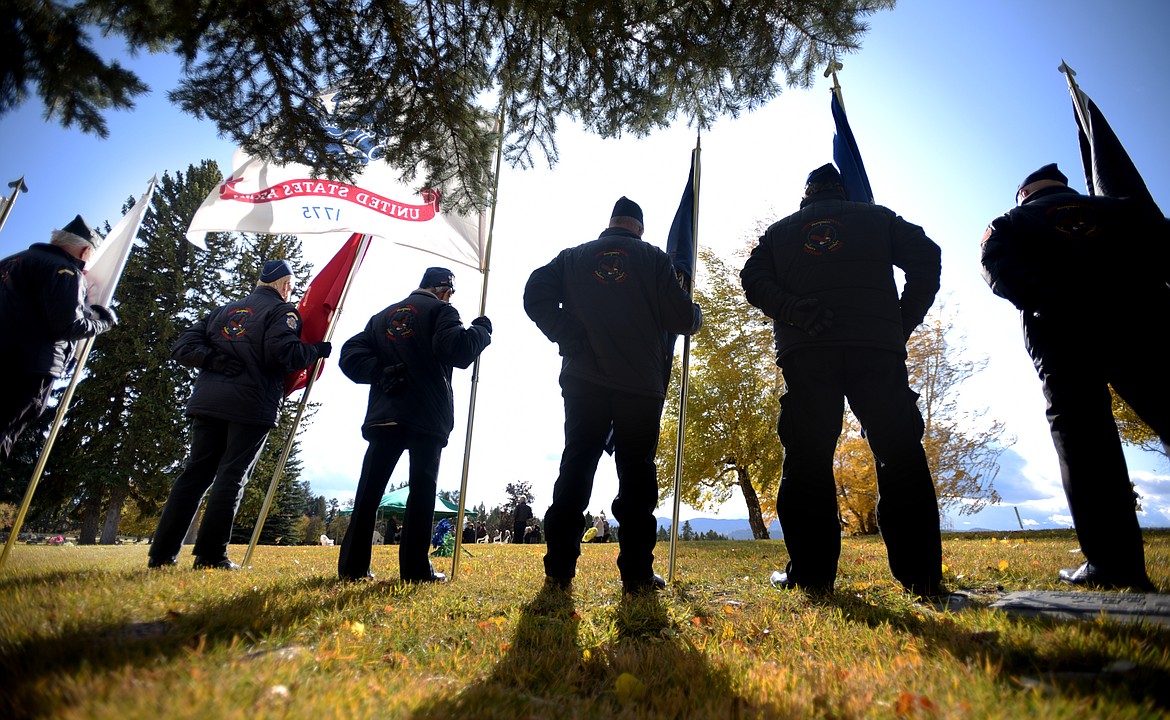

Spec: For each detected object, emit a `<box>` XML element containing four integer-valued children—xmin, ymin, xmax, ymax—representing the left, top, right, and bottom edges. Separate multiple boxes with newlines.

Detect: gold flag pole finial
<box><xmin>824</xmin><ymin>60</ymin><xmax>845</xmax><ymax>108</ymax></box>
<box><xmin>1058</xmin><ymin>59</ymin><xmax>1091</xmax><ymax>139</ymax></box>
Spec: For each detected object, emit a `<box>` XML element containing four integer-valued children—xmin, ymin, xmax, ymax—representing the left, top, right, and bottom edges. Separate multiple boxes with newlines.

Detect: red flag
<box><xmin>284</xmin><ymin>233</ymin><xmax>370</xmax><ymax>395</ymax></box>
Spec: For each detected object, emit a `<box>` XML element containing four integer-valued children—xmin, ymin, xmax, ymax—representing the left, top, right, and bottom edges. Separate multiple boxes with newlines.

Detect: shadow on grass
<box><xmin>412</xmin><ymin>585</ymin><xmax>764</xmax><ymax>719</ymax></box>
<box><xmin>0</xmin><ymin>572</ymin><xmax>427</xmax><ymax>720</ymax></box>
<box><xmin>817</xmin><ymin>590</ymin><xmax>1170</xmax><ymax>710</ymax></box>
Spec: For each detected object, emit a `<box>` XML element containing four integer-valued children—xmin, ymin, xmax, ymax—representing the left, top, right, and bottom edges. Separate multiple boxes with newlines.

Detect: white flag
<box><xmin>185</xmin><ymin>149</ymin><xmax>487</xmax><ymax>271</ymax></box>
<box><xmin>86</xmin><ymin>176</ymin><xmax>158</xmax><ymax>307</ymax></box>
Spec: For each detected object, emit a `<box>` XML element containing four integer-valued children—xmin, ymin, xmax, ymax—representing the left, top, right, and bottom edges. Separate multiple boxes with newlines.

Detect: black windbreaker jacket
<box><xmin>339</xmin><ymin>289</ymin><xmax>490</xmax><ymax>443</ymax></box>
<box><xmin>172</xmin><ymin>285</ymin><xmax>321</xmax><ymax>427</ymax></box>
<box><xmin>524</xmin><ymin>228</ymin><xmax>702</xmax><ymax>399</ymax></box>
<box><xmin>741</xmin><ymin>190</ymin><xmax>940</xmax><ymax>363</ymax></box>
<box><xmin>0</xmin><ymin>243</ymin><xmax>112</xmax><ymax>376</ymax></box>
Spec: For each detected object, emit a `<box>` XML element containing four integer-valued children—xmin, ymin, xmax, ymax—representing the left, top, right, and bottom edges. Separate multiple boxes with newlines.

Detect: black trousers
<box><xmin>777</xmin><ymin>348</ymin><xmax>942</xmax><ymax>594</ymax></box>
<box><xmin>150</xmin><ymin>416</ymin><xmax>270</xmax><ymax>564</ymax></box>
<box><xmin>338</xmin><ymin>424</ymin><xmax>444</xmax><ymax>581</ymax></box>
<box><xmin>0</xmin><ymin>369</ymin><xmax>53</xmax><ymax>463</ymax></box>
<box><xmin>1026</xmin><ymin>315</ymin><xmax>1169</xmax><ymax>578</ymax></box>
<box><xmin>543</xmin><ymin>376</ymin><xmax>664</xmax><ymax>584</ymax></box>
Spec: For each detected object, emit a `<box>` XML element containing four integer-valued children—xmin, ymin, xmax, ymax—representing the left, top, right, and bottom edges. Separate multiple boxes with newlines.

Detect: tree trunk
<box><xmin>737</xmin><ymin>467</ymin><xmax>770</xmax><ymax>540</ymax></box>
<box><xmin>99</xmin><ymin>484</ymin><xmax>128</xmax><ymax>544</ymax></box>
<box><xmin>78</xmin><ymin>492</ymin><xmax>102</xmax><ymax>545</ymax></box>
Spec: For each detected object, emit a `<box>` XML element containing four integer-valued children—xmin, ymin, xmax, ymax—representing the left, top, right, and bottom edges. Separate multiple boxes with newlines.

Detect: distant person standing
<box><xmin>385</xmin><ymin>513</ymin><xmax>399</xmax><ymax>545</ymax></box>
<box><xmin>981</xmin><ymin>163</ymin><xmax>1167</xmax><ymax>591</ymax></box>
<box><xmin>592</xmin><ymin>511</ymin><xmax>609</xmax><ymax>543</ymax></box>
<box><xmin>525</xmin><ymin>196</ymin><xmax>702</xmax><ymax>594</ymax></box>
<box><xmin>149</xmin><ymin>260</ymin><xmax>329</xmax><ymax>570</ymax></box>
<box><xmin>336</xmin><ymin>267</ymin><xmax>491</xmax><ymax>583</ymax></box>
<box><xmin>741</xmin><ymin>164</ymin><xmax>946</xmax><ymax>599</ymax></box>
<box><xmin>0</xmin><ymin>216</ymin><xmax>117</xmax><ymax>462</ymax></box>
<box><xmin>512</xmin><ymin>496</ymin><xmax>533</xmax><ymax>545</ymax></box>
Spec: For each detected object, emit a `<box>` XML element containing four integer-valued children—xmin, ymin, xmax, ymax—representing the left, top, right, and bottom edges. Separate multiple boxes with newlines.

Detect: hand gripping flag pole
<box><xmin>242</xmin><ymin>233</ymin><xmax>371</xmax><ymax>567</ymax></box>
<box><xmin>666</xmin><ymin>132</ymin><xmax>701</xmax><ymax>583</ymax></box>
<box><xmin>450</xmin><ymin>107</ymin><xmax>506</xmax><ymax>581</ymax></box>
<box><xmin>1</xmin><ymin>177</ymin><xmax>158</xmax><ymax>571</ymax></box>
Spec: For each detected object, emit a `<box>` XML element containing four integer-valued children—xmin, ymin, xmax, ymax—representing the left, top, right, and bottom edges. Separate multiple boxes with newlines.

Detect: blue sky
<box><xmin>2</xmin><ymin>0</ymin><xmax>1168</xmax><ymax>532</ymax></box>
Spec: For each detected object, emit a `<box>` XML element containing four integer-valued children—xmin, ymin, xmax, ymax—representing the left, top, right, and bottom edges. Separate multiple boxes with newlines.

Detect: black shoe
<box><xmin>769</xmin><ymin>570</ymin><xmax>832</xmax><ymax>594</ymax></box>
<box><xmin>147</xmin><ymin>557</ymin><xmax>177</xmax><ymax>569</ymax></box>
<box><xmin>1058</xmin><ymin>562</ymin><xmax>1156</xmax><ymax>592</ymax></box>
<box><xmin>544</xmin><ymin>575</ymin><xmax>572</xmax><ymax>591</ymax></box>
<box><xmin>193</xmin><ymin>558</ymin><xmax>240</xmax><ymax>570</ymax></box>
<box><xmin>622</xmin><ymin>573</ymin><xmax>666</xmax><ymax>596</ymax></box>
<box><xmin>341</xmin><ymin>572</ymin><xmax>375</xmax><ymax>582</ymax></box>
<box><xmin>914</xmin><ymin>587</ymin><xmax>971</xmax><ymax>612</ymax></box>
<box><xmin>405</xmin><ymin>571</ymin><xmax>447</xmax><ymax>584</ymax></box>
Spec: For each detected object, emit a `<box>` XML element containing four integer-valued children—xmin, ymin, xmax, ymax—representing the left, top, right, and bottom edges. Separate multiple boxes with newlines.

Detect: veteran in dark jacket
<box><xmin>337</xmin><ymin>267</ymin><xmax>491</xmax><ymax>583</ymax></box>
<box><xmin>0</xmin><ymin>216</ymin><xmax>116</xmax><ymax>462</ymax></box>
<box><xmin>741</xmin><ymin>164</ymin><xmax>945</xmax><ymax>599</ymax></box>
<box><xmin>524</xmin><ymin>197</ymin><xmax>702</xmax><ymax>595</ymax></box>
<box><xmin>148</xmin><ymin>260</ymin><xmax>330</xmax><ymax>570</ymax></box>
<box><xmin>981</xmin><ymin>163</ymin><xmax>1168</xmax><ymax>592</ymax></box>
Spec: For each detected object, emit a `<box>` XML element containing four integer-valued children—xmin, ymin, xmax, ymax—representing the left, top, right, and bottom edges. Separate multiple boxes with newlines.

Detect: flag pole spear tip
<box><xmin>1058</xmin><ymin>59</ymin><xmax>1076</xmax><ymax>77</ymax></box>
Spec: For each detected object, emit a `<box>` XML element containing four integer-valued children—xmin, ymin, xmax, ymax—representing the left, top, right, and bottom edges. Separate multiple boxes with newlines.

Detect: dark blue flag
<box><xmin>831</xmin><ymin>90</ymin><xmax>874</xmax><ymax>203</ymax></box>
<box><xmin>1073</xmin><ymin>89</ymin><xmax>1160</xmax><ymax>213</ymax></box>
<box><xmin>666</xmin><ymin>150</ymin><xmax>699</xmax><ymax>283</ymax></box>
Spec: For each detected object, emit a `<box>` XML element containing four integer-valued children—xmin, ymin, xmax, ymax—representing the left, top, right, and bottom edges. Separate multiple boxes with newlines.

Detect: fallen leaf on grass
<box><xmin>894</xmin><ymin>692</ymin><xmax>937</xmax><ymax>716</ymax></box>
<box><xmin>615</xmin><ymin>672</ymin><xmax>645</xmax><ymax>705</ymax></box>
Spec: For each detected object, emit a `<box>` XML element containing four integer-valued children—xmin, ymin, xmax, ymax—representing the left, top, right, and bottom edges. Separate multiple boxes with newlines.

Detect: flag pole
<box><xmin>667</xmin><ymin>131</ymin><xmax>701</xmax><ymax>583</ymax></box>
<box><xmin>1058</xmin><ymin>60</ymin><xmax>1092</xmax><ymax>142</ymax></box>
<box><xmin>451</xmin><ymin>107</ymin><xmax>506</xmax><ymax>580</ymax></box>
<box><xmin>825</xmin><ymin>60</ymin><xmax>845</xmax><ymax>110</ymax></box>
<box><xmin>242</xmin><ymin>234</ymin><xmax>371</xmax><ymax>567</ymax></box>
<box><xmin>0</xmin><ymin>176</ymin><xmax>29</xmax><ymax>236</ymax></box>
<box><xmin>0</xmin><ymin>338</ymin><xmax>95</xmax><ymax>570</ymax></box>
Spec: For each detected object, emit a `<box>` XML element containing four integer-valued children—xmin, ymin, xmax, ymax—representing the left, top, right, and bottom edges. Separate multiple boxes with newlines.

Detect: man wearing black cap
<box><xmin>0</xmin><ymin>215</ymin><xmax>117</xmax><ymax>462</ymax></box>
<box><xmin>981</xmin><ymin>163</ymin><xmax>1168</xmax><ymax>592</ymax></box>
<box><xmin>148</xmin><ymin>259</ymin><xmax>331</xmax><ymax>570</ymax></box>
<box><xmin>741</xmin><ymin>164</ymin><xmax>946</xmax><ymax>600</ymax></box>
<box><xmin>524</xmin><ymin>196</ymin><xmax>702</xmax><ymax>595</ymax></box>
<box><xmin>337</xmin><ymin>266</ymin><xmax>491</xmax><ymax>583</ymax></box>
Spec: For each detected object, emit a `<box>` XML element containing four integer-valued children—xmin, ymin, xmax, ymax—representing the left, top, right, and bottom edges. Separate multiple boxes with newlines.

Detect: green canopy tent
<box><xmin>340</xmin><ymin>486</ymin><xmax>477</xmax><ymax>520</ymax></box>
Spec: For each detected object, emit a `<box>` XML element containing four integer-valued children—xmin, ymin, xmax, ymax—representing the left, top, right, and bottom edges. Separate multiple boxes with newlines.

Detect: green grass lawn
<box><xmin>1</xmin><ymin>530</ymin><xmax>1168</xmax><ymax>719</ymax></box>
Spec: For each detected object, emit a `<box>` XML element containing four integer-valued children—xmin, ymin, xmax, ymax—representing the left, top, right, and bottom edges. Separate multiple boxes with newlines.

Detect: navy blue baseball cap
<box><xmin>420</xmin><ymin>266</ymin><xmax>455</xmax><ymax>290</ymax></box>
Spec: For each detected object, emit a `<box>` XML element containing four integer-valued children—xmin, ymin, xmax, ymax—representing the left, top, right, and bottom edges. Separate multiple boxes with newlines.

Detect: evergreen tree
<box><xmin>4</xmin><ymin>1</ymin><xmax>894</xmax><ymax>210</ymax></box>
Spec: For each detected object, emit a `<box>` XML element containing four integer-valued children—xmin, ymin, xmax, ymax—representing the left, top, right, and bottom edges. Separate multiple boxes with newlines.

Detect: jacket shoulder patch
<box><xmin>285</xmin><ymin>312</ymin><xmax>301</xmax><ymax>330</ymax></box>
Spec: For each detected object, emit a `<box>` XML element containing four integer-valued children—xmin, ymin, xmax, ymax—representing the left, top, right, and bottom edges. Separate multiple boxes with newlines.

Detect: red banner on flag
<box><xmin>284</xmin><ymin>233</ymin><xmax>370</xmax><ymax>395</ymax></box>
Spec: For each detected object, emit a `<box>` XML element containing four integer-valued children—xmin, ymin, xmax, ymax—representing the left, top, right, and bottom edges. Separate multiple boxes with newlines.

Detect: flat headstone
<box><xmin>991</xmin><ymin>590</ymin><xmax>1170</xmax><ymax>626</ymax></box>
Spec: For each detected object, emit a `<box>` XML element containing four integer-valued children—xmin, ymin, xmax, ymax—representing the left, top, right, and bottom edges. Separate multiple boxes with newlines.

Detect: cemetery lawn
<box><xmin>1</xmin><ymin>529</ymin><xmax>1168</xmax><ymax>719</ymax></box>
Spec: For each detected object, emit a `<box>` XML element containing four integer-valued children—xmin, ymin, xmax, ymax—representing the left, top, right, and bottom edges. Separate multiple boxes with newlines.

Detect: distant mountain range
<box><xmin>655</xmin><ymin>516</ymin><xmax>782</xmax><ymax>541</ymax></box>
<box><xmin>653</xmin><ymin>514</ymin><xmax>1077</xmax><ymax>539</ymax></box>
